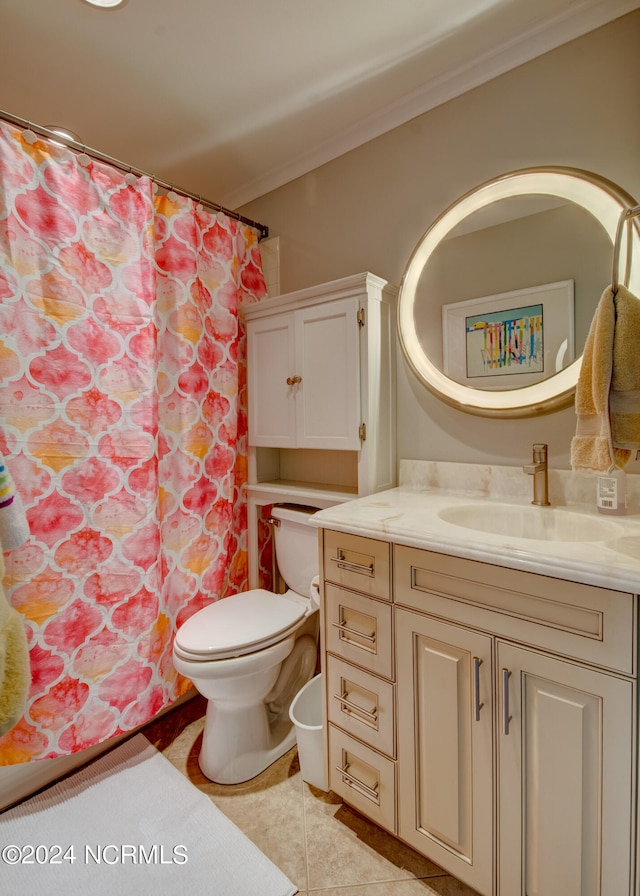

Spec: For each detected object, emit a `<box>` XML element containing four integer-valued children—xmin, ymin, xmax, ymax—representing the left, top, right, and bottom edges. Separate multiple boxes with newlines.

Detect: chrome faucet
<box><xmin>523</xmin><ymin>443</ymin><xmax>550</xmax><ymax>506</ymax></box>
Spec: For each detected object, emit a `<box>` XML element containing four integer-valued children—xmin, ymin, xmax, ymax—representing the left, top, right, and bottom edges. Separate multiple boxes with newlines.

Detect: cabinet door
<box><xmin>247</xmin><ymin>313</ymin><xmax>296</xmax><ymax>446</ymax></box>
<box><xmin>497</xmin><ymin>642</ymin><xmax>634</xmax><ymax>896</ymax></box>
<box><xmin>295</xmin><ymin>297</ymin><xmax>361</xmax><ymax>450</ymax></box>
<box><xmin>396</xmin><ymin>609</ymin><xmax>494</xmax><ymax>896</ymax></box>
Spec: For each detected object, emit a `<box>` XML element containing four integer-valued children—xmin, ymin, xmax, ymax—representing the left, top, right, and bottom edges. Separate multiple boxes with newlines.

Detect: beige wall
<box><xmin>241</xmin><ymin>11</ymin><xmax>640</xmax><ymax>472</ymax></box>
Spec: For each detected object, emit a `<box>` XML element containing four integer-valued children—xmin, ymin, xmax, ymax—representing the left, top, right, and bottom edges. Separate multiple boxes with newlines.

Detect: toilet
<box><xmin>172</xmin><ymin>504</ymin><xmax>320</xmax><ymax>784</ymax></box>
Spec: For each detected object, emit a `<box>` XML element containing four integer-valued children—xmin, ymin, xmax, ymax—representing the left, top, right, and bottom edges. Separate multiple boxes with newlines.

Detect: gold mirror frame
<box><xmin>398</xmin><ymin>167</ymin><xmax>640</xmax><ymax>417</ymax></box>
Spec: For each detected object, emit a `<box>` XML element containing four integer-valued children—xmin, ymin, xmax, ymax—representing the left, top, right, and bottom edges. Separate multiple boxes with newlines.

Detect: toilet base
<box><xmin>196</xmin><ymin>633</ymin><xmax>318</xmax><ymax>784</ymax></box>
<box><xmin>199</xmin><ymin>702</ymin><xmax>298</xmax><ymax>784</ymax></box>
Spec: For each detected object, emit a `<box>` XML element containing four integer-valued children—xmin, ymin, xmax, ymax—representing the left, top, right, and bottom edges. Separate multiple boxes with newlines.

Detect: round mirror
<box><xmin>398</xmin><ymin>167</ymin><xmax>640</xmax><ymax>417</ymax></box>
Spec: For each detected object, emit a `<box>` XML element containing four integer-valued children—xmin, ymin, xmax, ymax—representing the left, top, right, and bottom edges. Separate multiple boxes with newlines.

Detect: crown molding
<box><xmin>226</xmin><ymin>0</ymin><xmax>639</xmax><ymax>209</ymax></box>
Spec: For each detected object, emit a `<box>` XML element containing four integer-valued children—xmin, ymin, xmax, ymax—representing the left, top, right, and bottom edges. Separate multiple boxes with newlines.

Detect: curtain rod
<box><xmin>0</xmin><ymin>109</ymin><xmax>269</xmax><ymax>241</ymax></box>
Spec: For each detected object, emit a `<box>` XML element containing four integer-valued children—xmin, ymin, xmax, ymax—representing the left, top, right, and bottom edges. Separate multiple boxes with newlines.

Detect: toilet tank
<box><xmin>271</xmin><ymin>505</ymin><xmax>319</xmax><ymax>598</ymax></box>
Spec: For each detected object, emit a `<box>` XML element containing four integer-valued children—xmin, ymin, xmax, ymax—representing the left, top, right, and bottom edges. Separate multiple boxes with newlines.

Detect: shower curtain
<box><xmin>0</xmin><ymin>122</ymin><xmax>267</xmax><ymax>763</ymax></box>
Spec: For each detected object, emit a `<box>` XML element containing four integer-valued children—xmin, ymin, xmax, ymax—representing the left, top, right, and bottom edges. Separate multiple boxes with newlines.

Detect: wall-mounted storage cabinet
<box><xmin>242</xmin><ymin>273</ymin><xmax>397</xmax><ymax>589</ymax></box>
<box><xmin>247</xmin><ymin>296</ymin><xmax>361</xmax><ymax>451</ymax></box>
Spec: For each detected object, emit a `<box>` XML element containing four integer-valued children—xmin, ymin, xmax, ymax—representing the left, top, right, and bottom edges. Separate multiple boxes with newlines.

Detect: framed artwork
<box><xmin>442</xmin><ymin>280</ymin><xmax>574</xmax><ymax>389</ymax></box>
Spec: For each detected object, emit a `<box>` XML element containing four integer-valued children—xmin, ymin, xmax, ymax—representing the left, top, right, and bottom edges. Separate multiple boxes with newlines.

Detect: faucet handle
<box><xmin>532</xmin><ymin>443</ymin><xmax>548</xmax><ymax>463</ymax></box>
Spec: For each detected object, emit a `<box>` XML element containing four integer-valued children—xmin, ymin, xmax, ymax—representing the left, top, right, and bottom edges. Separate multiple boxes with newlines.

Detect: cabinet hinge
<box><xmin>357</xmin><ymin>308</ymin><xmax>365</xmax><ymax>328</ymax></box>
<box><xmin>359</xmin><ymin>422</ymin><xmax>367</xmax><ymax>441</ymax></box>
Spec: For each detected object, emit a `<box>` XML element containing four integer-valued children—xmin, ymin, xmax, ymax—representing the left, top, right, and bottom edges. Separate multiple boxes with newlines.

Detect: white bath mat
<box><xmin>0</xmin><ymin>734</ymin><xmax>297</xmax><ymax>895</ymax></box>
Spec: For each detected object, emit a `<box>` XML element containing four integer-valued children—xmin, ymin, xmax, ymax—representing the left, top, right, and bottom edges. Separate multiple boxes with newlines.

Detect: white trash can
<box><xmin>289</xmin><ymin>673</ymin><xmax>328</xmax><ymax>791</ymax></box>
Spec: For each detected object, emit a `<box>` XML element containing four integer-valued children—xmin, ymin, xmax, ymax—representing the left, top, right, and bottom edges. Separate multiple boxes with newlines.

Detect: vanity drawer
<box><xmin>327</xmin><ymin>655</ymin><xmax>396</xmax><ymax>758</ymax></box>
<box><xmin>323</xmin><ymin>530</ymin><xmax>391</xmax><ymax>601</ymax></box>
<box><xmin>325</xmin><ymin>584</ymin><xmax>394</xmax><ymax>679</ymax></box>
<box><xmin>394</xmin><ymin>545</ymin><xmax>636</xmax><ymax>675</ymax></box>
<box><xmin>329</xmin><ymin>725</ymin><xmax>396</xmax><ymax>834</ymax></box>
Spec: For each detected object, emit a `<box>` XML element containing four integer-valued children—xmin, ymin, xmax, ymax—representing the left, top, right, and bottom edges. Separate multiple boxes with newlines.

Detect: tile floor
<box><xmin>143</xmin><ymin>696</ymin><xmax>481</xmax><ymax>896</ymax></box>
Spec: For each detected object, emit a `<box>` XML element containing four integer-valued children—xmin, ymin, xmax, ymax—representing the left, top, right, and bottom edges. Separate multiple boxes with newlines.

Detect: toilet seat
<box><xmin>173</xmin><ymin>589</ymin><xmax>308</xmax><ymax>661</ymax></box>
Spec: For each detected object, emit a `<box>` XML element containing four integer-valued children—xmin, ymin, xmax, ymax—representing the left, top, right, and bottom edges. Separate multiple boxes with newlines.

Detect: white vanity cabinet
<box><xmin>394</xmin><ymin>545</ymin><xmax>635</xmax><ymax>896</ymax></box>
<box><xmin>318</xmin><ymin>529</ymin><xmax>638</xmax><ymax>896</ymax></box>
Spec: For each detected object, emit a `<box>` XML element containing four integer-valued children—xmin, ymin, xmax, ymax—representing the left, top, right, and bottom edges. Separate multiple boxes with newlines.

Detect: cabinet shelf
<box><xmin>247</xmin><ymin>480</ymin><xmax>358</xmax><ymax>503</ymax></box>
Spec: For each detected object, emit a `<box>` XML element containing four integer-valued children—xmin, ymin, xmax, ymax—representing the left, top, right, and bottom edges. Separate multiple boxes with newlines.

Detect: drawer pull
<box><xmin>334</xmin><ymin>692</ymin><xmax>378</xmax><ymax>724</ymax></box>
<box><xmin>331</xmin><ymin>554</ymin><xmax>374</xmax><ymax>576</ymax></box>
<box><xmin>336</xmin><ymin>762</ymin><xmax>380</xmax><ymax>804</ymax></box>
<box><xmin>502</xmin><ymin>668</ymin><xmax>512</xmax><ymax>736</ymax></box>
<box><xmin>332</xmin><ymin>621</ymin><xmax>376</xmax><ymax>643</ymax></box>
<box><xmin>473</xmin><ymin>656</ymin><xmax>484</xmax><ymax>722</ymax></box>
<box><xmin>286</xmin><ymin>375</ymin><xmax>302</xmax><ymax>385</ymax></box>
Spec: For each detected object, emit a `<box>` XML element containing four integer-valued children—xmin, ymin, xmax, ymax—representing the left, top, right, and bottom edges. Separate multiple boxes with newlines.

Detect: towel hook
<box><xmin>611</xmin><ymin>204</ymin><xmax>640</xmax><ymax>296</ymax></box>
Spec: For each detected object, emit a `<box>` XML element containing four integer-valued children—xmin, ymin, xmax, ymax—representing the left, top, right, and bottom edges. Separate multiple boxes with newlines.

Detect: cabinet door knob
<box><xmin>286</xmin><ymin>375</ymin><xmax>302</xmax><ymax>386</ymax></box>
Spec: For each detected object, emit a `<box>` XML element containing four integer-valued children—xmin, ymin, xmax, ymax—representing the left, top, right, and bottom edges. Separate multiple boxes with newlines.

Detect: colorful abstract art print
<box><xmin>465</xmin><ymin>303</ymin><xmax>543</xmax><ymax>378</ymax></box>
<box><xmin>442</xmin><ymin>280</ymin><xmax>574</xmax><ymax>391</ymax></box>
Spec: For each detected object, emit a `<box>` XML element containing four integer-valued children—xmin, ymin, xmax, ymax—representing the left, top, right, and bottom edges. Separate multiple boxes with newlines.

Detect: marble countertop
<box><xmin>309</xmin><ymin>461</ymin><xmax>640</xmax><ymax>594</ymax></box>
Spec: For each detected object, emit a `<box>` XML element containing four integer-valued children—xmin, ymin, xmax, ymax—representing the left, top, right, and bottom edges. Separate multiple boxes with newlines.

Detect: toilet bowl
<box><xmin>172</xmin><ymin>505</ymin><xmax>320</xmax><ymax>784</ymax></box>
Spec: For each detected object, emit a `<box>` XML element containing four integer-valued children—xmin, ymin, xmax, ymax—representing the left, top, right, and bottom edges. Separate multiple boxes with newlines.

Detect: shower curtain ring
<box><xmin>22</xmin><ymin>121</ymin><xmax>37</xmax><ymax>144</ymax></box>
<box><xmin>77</xmin><ymin>144</ymin><xmax>91</xmax><ymax>167</ymax></box>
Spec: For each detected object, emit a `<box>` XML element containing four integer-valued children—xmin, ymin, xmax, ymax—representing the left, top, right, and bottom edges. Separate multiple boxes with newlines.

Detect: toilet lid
<box><xmin>174</xmin><ymin>590</ymin><xmax>307</xmax><ymax>659</ymax></box>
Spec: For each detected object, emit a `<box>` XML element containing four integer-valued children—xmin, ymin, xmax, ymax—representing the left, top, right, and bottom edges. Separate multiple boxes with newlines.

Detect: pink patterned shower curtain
<box><xmin>0</xmin><ymin>122</ymin><xmax>266</xmax><ymax>763</ymax></box>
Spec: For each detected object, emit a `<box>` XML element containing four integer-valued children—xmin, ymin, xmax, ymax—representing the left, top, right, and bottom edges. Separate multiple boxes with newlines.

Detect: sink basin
<box><xmin>438</xmin><ymin>503</ymin><xmax>621</xmax><ymax>542</ymax></box>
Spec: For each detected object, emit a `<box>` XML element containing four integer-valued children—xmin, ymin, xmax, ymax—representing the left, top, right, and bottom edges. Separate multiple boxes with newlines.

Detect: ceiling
<box><xmin>1</xmin><ymin>0</ymin><xmax>638</xmax><ymax>211</ymax></box>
